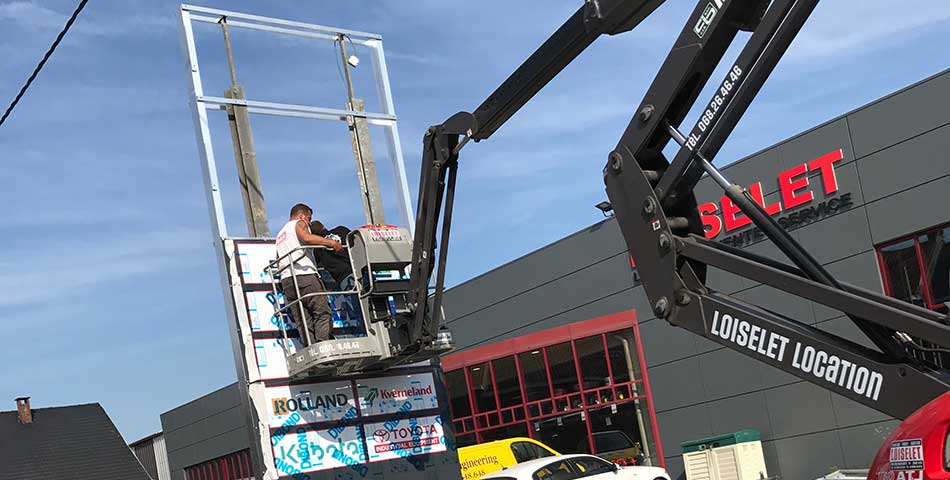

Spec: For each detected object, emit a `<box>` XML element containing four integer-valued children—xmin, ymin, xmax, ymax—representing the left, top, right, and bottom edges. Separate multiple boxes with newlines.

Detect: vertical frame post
<box><xmin>367</xmin><ymin>39</ymin><xmax>414</xmax><ymax>233</ymax></box>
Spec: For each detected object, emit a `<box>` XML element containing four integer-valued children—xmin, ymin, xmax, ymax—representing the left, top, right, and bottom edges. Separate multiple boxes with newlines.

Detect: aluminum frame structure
<box><xmin>177</xmin><ymin>5</ymin><xmax>417</xmax><ymax>478</ymax></box>
<box><xmin>178</xmin><ymin>3</ymin><xmax>414</xmax><ymax>241</ymax></box>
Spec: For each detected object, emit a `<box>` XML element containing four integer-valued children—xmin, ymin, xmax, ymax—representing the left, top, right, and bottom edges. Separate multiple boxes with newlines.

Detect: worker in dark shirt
<box><xmin>310</xmin><ymin>220</ymin><xmax>366</xmax><ymax>336</ymax></box>
<box><xmin>309</xmin><ymin>220</ymin><xmax>353</xmax><ymax>285</ymax></box>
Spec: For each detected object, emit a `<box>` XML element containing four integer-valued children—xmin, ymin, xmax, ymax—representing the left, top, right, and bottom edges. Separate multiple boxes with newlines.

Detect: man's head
<box><xmin>289</xmin><ymin>203</ymin><xmax>312</xmax><ymax>222</ymax></box>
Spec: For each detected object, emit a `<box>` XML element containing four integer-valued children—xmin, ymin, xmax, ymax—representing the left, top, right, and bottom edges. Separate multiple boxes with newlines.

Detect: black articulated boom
<box><xmin>407</xmin><ymin>0</ymin><xmax>950</xmax><ymax>426</ymax></box>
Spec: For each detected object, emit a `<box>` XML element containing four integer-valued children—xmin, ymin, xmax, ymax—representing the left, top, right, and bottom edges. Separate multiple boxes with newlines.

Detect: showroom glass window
<box><xmin>184</xmin><ymin>449</ymin><xmax>253</xmax><ymax>480</ymax></box>
<box><xmin>877</xmin><ymin>223</ymin><xmax>950</xmax><ymax>312</ymax></box>
<box><xmin>877</xmin><ymin>224</ymin><xmax>950</xmax><ymax>366</ymax></box>
<box><xmin>441</xmin><ymin>317</ymin><xmax>661</xmax><ymax>466</ymax></box>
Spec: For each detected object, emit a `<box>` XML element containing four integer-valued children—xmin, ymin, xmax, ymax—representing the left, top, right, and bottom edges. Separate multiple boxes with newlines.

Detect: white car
<box><xmin>481</xmin><ymin>453</ymin><xmax>671</xmax><ymax>480</ymax></box>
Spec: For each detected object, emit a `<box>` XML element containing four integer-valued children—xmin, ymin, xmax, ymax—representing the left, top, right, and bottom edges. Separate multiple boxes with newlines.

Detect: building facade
<box><xmin>441</xmin><ymin>312</ymin><xmax>662</xmax><ymax>466</ymax></box>
<box><xmin>156</xmin><ymin>70</ymin><xmax>948</xmax><ymax>480</ymax></box>
<box><xmin>160</xmin><ymin>384</ymin><xmax>254</xmax><ymax>480</ymax></box>
<box><xmin>130</xmin><ymin>432</ymin><xmax>173</xmax><ymax>480</ymax></box>
<box><xmin>440</xmin><ymin>69</ymin><xmax>949</xmax><ymax>480</ymax></box>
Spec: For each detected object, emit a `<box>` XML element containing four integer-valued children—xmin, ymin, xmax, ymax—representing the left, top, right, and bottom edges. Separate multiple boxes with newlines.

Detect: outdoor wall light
<box><xmin>595</xmin><ymin>201</ymin><xmax>614</xmax><ymax>217</ymax></box>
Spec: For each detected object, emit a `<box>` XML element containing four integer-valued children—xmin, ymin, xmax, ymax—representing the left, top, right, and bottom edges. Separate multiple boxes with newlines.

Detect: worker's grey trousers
<box><xmin>281</xmin><ymin>274</ymin><xmax>333</xmax><ymax>344</ymax></box>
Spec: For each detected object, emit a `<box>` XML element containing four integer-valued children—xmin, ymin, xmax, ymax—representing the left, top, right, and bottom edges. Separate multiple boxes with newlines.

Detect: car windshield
<box><xmin>593</xmin><ymin>431</ymin><xmax>633</xmax><ymax>452</ymax></box>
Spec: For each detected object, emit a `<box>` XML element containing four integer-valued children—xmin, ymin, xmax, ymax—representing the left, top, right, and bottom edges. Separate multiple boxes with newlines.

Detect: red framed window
<box><xmin>877</xmin><ymin>223</ymin><xmax>950</xmax><ymax>313</ymax></box>
<box><xmin>185</xmin><ymin>449</ymin><xmax>254</xmax><ymax>480</ymax></box>
<box><xmin>441</xmin><ymin>310</ymin><xmax>664</xmax><ymax>468</ymax></box>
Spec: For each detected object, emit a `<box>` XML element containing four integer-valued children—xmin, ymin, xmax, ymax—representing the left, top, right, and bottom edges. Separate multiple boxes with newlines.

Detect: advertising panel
<box><xmin>266</xmin><ymin>381</ymin><xmax>356</xmax><ymax>427</ymax></box>
<box><xmin>271</xmin><ymin>423</ymin><xmax>367</xmax><ymax>477</ymax></box>
<box><xmin>356</xmin><ymin>373</ymin><xmax>440</xmax><ymax>416</ymax></box>
<box><xmin>229</xmin><ymin>240</ymin><xmax>456</xmax><ymax>478</ymax></box>
<box><xmin>254</xmin><ymin>337</ymin><xmax>299</xmax><ymax>380</ymax></box>
<box><xmin>364</xmin><ymin>415</ymin><xmax>446</xmax><ymax>463</ymax></box>
<box><xmin>237</xmin><ymin>242</ymin><xmax>279</xmax><ymax>285</ymax></box>
<box><xmin>245</xmin><ymin>290</ymin><xmax>287</xmax><ymax>333</ymax></box>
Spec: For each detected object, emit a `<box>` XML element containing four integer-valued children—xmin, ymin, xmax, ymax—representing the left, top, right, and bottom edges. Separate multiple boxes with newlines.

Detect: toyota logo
<box><xmin>374</xmin><ymin>429</ymin><xmax>390</xmax><ymax>442</ymax></box>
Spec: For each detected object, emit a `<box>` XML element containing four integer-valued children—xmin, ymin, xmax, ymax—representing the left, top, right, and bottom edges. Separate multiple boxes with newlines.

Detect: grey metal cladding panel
<box><xmin>720</xmin><ymin>148</ymin><xmax>784</xmax><ymax>193</ymax></box>
<box><xmin>162</xmin><ymin>428</ymin><xmax>187</xmax><ymax>456</ymax></box>
<box><xmin>848</xmin><ymin>71</ymin><xmax>950</xmax><ymax>159</ymax></box>
<box><xmin>203</xmin><ymin>406</ymin><xmax>244</xmax><ymax>438</ymax></box>
<box><xmin>755</xmin><ymin>354</ymin><xmax>801</xmax><ymax>389</ymax></box>
<box><xmin>650</xmin><ymin>357</ymin><xmax>707</xmax><ymax>412</ymax></box>
<box><xmin>664</xmin><ymin>455</ymin><xmax>685</xmax><ymax>480</ymax></box>
<box><xmin>697</xmin><ymin>346</ymin><xmax>797</xmax><ymax>400</ymax></box>
<box><xmin>694</xmin><ymin>175</ymin><xmax>721</xmax><ymax>206</ymax></box>
<box><xmin>825</xmin><ymin>250</ymin><xmax>883</xmax><ymax>292</ymax></box>
<box><xmin>161</xmin><ymin>403</ymin><xmax>205</xmax><ymax>435</ymax></box>
<box><xmin>705</xmin><ymin>391</ymin><xmax>774</xmax><ymax>440</ymax></box>
<box><xmin>772</xmin><ymin>430</ymin><xmax>845</xmax><ymax>480</ymax></box>
<box><xmin>812</xmin><ymin>250</ymin><xmax>885</xmax><ymax>322</ymax></box>
<box><xmin>838</xmin><ymin>420</ymin><xmax>901</xmax><ymax>469</ymax></box>
<box><xmin>638</xmin><ymin>318</ymin><xmax>698</xmax><ymax>368</ymax></box>
<box><xmin>858</xmin><ymin>123</ymin><xmax>950</xmax><ymax>203</ymax></box>
<box><xmin>829</xmin><ymin>160</ymin><xmax>866</xmax><ymax>206</ymax></box>
<box><xmin>793</xmin><ymin>206</ymin><xmax>872</xmax><ymax>265</ymax></box>
<box><xmin>761</xmin><ymin>441</ymin><xmax>781</xmax><ymax>479</ymax></box>
<box><xmin>734</xmin><ymin>283</ymin><xmax>816</xmax><ymax>326</ymax></box>
<box><xmin>744</xmin><ymin>239</ymin><xmax>786</xmax><ymax>264</ymax></box>
<box><xmin>443</xmin><ymin>220</ymin><xmax>627</xmax><ymax>319</ymax></box>
<box><xmin>447</xmin><ymin>252</ymin><xmax>633</xmax><ymax>348</ymax></box>
<box><xmin>867</xmin><ymin>174</ymin><xmax>950</xmax><ymax>244</ymax></box>
<box><xmin>164</xmin><ymin>423</ymin><xmax>199</xmax><ymax>454</ymax></box>
<box><xmin>462</xmin><ymin>288</ymin><xmax>639</xmax><ymax>350</ymax></box>
<box><xmin>165</xmin><ymin>444</ymin><xmax>195</xmax><ymax>473</ymax></box>
<box><xmin>765</xmin><ymin>381</ymin><xmax>837</xmax><ymax>438</ymax></box>
<box><xmin>159</xmin><ymin>412</ymin><xmax>186</xmax><ymax>437</ymax></box>
<box><xmin>779</xmin><ymin>118</ymin><xmax>854</xmax><ymax>173</ymax></box>
<box><xmin>656</xmin><ymin>403</ymin><xmax>713</xmax><ymax>458</ymax></box>
<box><xmin>191</xmin><ymin>427</ymin><xmax>248</xmax><ymax>465</ymax></box>
<box><xmin>698</xmin><ymin>347</ymin><xmax>770</xmax><ymax>400</ymax></box>
<box><xmin>817</xmin><ymin>315</ymin><xmax>876</xmax><ymax>351</ymax></box>
<box><xmin>829</xmin><ymin>387</ymin><xmax>891</xmax><ymax>428</ymax></box>
<box><xmin>706</xmin><ymin>266</ymin><xmax>753</xmax><ymax>294</ymax></box>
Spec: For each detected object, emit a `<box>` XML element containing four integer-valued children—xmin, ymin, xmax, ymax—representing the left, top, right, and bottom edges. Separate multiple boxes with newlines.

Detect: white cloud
<box><xmin>0</xmin><ymin>225</ymin><xmax>212</xmax><ymax>308</ymax></box>
<box><xmin>788</xmin><ymin>1</ymin><xmax>950</xmax><ymax>63</ymax></box>
<box><xmin>384</xmin><ymin>50</ymin><xmax>451</xmax><ymax>66</ymax></box>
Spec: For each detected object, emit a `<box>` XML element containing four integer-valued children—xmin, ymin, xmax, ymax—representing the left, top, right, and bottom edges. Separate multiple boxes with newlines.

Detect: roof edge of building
<box><xmin>0</xmin><ymin>402</ymin><xmax>102</xmax><ymax>415</ymax></box>
<box><xmin>718</xmin><ymin>67</ymin><xmax>950</xmax><ymax>171</ymax></box>
<box><xmin>445</xmin><ymin>217</ymin><xmax>616</xmax><ymax>292</ymax></box>
<box><xmin>129</xmin><ymin>430</ymin><xmax>163</xmax><ymax>446</ymax></box>
<box><xmin>160</xmin><ymin>382</ymin><xmax>239</xmax><ymax>418</ymax></box>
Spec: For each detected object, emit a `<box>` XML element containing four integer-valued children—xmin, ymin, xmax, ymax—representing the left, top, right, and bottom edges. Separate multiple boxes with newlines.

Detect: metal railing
<box><xmin>264</xmin><ymin>243</ymin><xmax>361</xmax><ymax>349</ymax></box>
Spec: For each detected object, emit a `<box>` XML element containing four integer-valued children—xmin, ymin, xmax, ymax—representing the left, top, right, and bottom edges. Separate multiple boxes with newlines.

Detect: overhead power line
<box><xmin>0</xmin><ymin>0</ymin><xmax>89</xmax><ymax>129</ymax></box>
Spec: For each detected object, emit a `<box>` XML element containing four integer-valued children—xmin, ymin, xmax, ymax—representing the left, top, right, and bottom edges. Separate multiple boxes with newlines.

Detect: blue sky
<box><xmin>0</xmin><ymin>0</ymin><xmax>947</xmax><ymax>442</ymax></box>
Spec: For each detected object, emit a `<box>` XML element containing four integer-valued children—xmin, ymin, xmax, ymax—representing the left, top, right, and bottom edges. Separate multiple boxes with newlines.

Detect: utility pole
<box><xmin>339</xmin><ymin>34</ymin><xmax>385</xmax><ymax>226</ymax></box>
<box><xmin>221</xmin><ymin>18</ymin><xmax>269</xmax><ymax>237</ymax></box>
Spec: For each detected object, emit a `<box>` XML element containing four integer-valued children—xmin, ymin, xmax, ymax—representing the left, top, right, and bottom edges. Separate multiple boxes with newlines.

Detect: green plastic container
<box><xmin>680</xmin><ymin>429</ymin><xmax>761</xmax><ymax>453</ymax></box>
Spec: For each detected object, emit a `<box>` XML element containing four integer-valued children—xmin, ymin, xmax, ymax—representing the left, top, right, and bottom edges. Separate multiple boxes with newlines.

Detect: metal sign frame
<box><xmin>177</xmin><ymin>3</ymin><xmax>415</xmax><ymax>242</ymax></box>
<box><xmin>176</xmin><ymin>5</ymin><xmax>426</xmax><ymax>479</ymax></box>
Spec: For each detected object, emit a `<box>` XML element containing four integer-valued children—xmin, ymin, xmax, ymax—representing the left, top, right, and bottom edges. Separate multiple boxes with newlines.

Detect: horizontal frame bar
<box><xmin>197</xmin><ymin>96</ymin><xmax>397</xmax><ymax>121</ymax></box>
<box><xmin>182</xmin><ymin>4</ymin><xmax>382</xmax><ymax>40</ymax></box>
<box><xmin>189</xmin><ymin>14</ymin><xmax>377</xmax><ymax>46</ymax></box>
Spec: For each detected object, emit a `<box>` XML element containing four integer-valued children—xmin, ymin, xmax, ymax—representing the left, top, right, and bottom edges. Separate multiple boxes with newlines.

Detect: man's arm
<box><xmin>295</xmin><ymin>220</ymin><xmax>343</xmax><ymax>252</ymax></box>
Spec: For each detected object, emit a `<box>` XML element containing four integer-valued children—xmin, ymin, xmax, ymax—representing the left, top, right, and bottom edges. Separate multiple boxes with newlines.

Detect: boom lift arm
<box><xmin>407</xmin><ymin>0</ymin><xmax>950</xmax><ymax>428</ymax></box>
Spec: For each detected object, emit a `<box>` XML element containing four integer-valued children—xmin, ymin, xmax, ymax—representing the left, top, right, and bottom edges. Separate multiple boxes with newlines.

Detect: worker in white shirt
<box><xmin>275</xmin><ymin>203</ymin><xmax>343</xmax><ymax>344</ymax></box>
